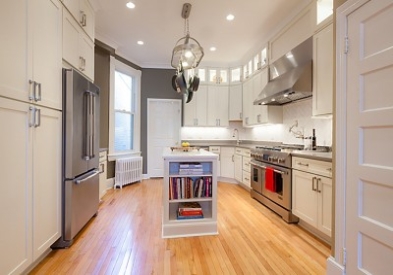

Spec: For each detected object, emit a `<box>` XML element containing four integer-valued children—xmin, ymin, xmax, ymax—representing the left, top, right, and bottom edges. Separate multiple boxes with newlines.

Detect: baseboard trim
<box><xmin>326</xmin><ymin>256</ymin><xmax>344</xmax><ymax>275</ymax></box>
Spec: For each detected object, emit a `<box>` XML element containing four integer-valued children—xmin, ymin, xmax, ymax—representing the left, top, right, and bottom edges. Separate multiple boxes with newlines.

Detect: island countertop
<box><xmin>162</xmin><ymin>147</ymin><xmax>218</xmax><ymax>160</ymax></box>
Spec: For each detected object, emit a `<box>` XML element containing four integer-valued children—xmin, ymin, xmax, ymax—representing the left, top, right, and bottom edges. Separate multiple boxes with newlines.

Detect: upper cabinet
<box><xmin>229</xmin><ymin>83</ymin><xmax>242</xmax><ymax>121</ymax></box>
<box><xmin>183</xmin><ymin>85</ymin><xmax>208</xmax><ymax>126</ymax></box>
<box><xmin>62</xmin><ymin>0</ymin><xmax>95</xmax><ymax>80</ymax></box>
<box><xmin>312</xmin><ymin>23</ymin><xmax>333</xmax><ymax>117</ymax></box>
<box><xmin>207</xmin><ymin>85</ymin><xmax>229</xmax><ymax>126</ymax></box>
<box><xmin>242</xmin><ymin>68</ymin><xmax>282</xmax><ymax>126</ymax></box>
<box><xmin>0</xmin><ymin>0</ymin><xmax>62</xmax><ymax>110</ymax></box>
<box><xmin>62</xmin><ymin>0</ymin><xmax>95</xmax><ymax>40</ymax></box>
<box><xmin>269</xmin><ymin>3</ymin><xmax>315</xmax><ymax>64</ymax></box>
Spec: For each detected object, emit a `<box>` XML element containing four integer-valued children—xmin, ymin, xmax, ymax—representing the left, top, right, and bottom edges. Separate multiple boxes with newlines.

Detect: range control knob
<box><xmin>278</xmin><ymin>158</ymin><xmax>285</xmax><ymax>164</ymax></box>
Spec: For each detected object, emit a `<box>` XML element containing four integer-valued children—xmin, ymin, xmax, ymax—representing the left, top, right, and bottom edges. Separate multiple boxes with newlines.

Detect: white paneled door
<box><xmin>343</xmin><ymin>0</ymin><xmax>393</xmax><ymax>274</ymax></box>
<box><xmin>147</xmin><ymin>99</ymin><xmax>181</xmax><ymax>177</ymax></box>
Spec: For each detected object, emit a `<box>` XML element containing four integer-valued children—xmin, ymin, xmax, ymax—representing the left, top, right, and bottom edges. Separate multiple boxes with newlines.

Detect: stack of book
<box><xmin>177</xmin><ymin>202</ymin><xmax>203</xmax><ymax>219</ymax></box>
<box><xmin>178</xmin><ymin>163</ymin><xmax>203</xmax><ymax>175</ymax></box>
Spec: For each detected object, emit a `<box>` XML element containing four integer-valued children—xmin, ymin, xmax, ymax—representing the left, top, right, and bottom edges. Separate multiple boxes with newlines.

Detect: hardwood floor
<box><xmin>30</xmin><ymin>179</ymin><xmax>330</xmax><ymax>275</ymax></box>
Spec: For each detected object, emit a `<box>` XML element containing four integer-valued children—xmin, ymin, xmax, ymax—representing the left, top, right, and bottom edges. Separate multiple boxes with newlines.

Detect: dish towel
<box><xmin>265</xmin><ymin>167</ymin><xmax>276</xmax><ymax>192</ymax></box>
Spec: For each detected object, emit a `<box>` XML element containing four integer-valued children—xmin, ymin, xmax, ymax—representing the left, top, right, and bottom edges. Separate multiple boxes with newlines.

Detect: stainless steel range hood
<box><xmin>254</xmin><ymin>37</ymin><xmax>313</xmax><ymax>106</ymax></box>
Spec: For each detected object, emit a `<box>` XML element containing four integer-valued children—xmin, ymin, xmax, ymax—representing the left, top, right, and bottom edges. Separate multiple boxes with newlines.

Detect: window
<box><xmin>230</xmin><ymin>67</ymin><xmax>241</xmax><ymax>83</ymax></box>
<box><xmin>108</xmin><ymin>56</ymin><xmax>141</xmax><ymax>160</ymax></box>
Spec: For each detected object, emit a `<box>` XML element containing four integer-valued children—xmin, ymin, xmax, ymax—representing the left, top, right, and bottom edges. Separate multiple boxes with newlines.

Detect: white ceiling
<box><xmin>93</xmin><ymin>0</ymin><xmax>312</xmax><ymax>69</ymax></box>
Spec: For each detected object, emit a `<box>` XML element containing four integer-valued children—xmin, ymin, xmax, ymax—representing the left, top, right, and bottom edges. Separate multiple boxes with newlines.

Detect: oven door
<box><xmin>252</xmin><ymin>160</ymin><xmax>292</xmax><ymax>210</ymax></box>
<box><xmin>250</xmin><ymin>163</ymin><xmax>262</xmax><ymax>194</ymax></box>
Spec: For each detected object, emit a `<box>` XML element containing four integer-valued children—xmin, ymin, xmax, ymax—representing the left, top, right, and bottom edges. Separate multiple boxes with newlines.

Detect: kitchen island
<box><xmin>162</xmin><ymin>147</ymin><xmax>218</xmax><ymax>238</ymax></box>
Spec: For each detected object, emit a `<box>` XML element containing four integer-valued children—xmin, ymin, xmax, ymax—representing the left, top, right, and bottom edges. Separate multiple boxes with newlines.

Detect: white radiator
<box><xmin>114</xmin><ymin>156</ymin><xmax>143</xmax><ymax>189</ymax></box>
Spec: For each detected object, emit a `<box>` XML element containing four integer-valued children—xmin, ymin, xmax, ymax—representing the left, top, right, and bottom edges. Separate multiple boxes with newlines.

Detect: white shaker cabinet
<box><xmin>220</xmin><ymin>147</ymin><xmax>235</xmax><ymax>179</ymax></box>
<box><xmin>229</xmin><ymin>83</ymin><xmax>242</xmax><ymax>121</ymax></box>
<box><xmin>62</xmin><ymin>0</ymin><xmax>95</xmax><ymax>40</ymax></box>
<box><xmin>63</xmin><ymin>9</ymin><xmax>95</xmax><ymax>81</ymax></box>
<box><xmin>207</xmin><ymin>85</ymin><xmax>229</xmax><ymax>127</ymax></box>
<box><xmin>242</xmin><ymin>79</ymin><xmax>252</xmax><ymax>127</ymax></box>
<box><xmin>269</xmin><ymin>3</ymin><xmax>315</xmax><ymax>64</ymax></box>
<box><xmin>0</xmin><ymin>98</ymin><xmax>61</xmax><ymax>275</ymax></box>
<box><xmin>242</xmin><ymin>69</ymin><xmax>282</xmax><ymax>126</ymax></box>
<box><xmin>312</xmin><ymin>23</ymin><xmax>333</xmax><ymax>116</ymax></box>
<box><xmin>234</xmin><ymin>152</ymin><xmax>243</xmax><ymax>182</ymax></box>
<box><xmin>0</xmin><ymin>0</ymin><xmax>62</xmax><ymax>110</ymax></box>
<box><xmin>251</xmin><ymin>69</ymin><xmax>282</xmax><ymax>125</ymax></box>
<box><xmin>99</xmin><ymin>150</ymin><xmax>108</xmax><ymax>199</ymax></box>
<box><xmin>292</xmin><ymin>157</ymin><xmax>332</xmax><ymax>240</ymax></box>
<box><xmin>183</xmin><ymin>85</ymin><xmax>208</xmax><ymax>126</ymax></box>
<box><xmin>234</xmin><ymin>147</ymin><xmax>251</xmax><ymax>188</ymax></box>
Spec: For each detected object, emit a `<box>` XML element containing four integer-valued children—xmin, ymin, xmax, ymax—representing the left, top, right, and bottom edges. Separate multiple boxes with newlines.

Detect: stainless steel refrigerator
<box><xmin>52</xmin><ymin>68</ymin><xmax>100</xmax><ymax>248</ymax></box>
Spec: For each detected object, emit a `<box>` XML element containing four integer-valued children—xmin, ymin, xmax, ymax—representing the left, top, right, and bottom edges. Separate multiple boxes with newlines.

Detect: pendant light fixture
<box><xmin>171</xmin><ymin>3</ymin><xmax>204</xmax><ymax>70</ymax></box>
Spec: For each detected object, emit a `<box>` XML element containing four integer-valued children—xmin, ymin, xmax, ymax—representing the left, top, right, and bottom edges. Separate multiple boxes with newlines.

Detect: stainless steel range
<box><xmin>250</xmin><ymin>145</ymin><xmax>301</xmax><ymax>223</ymax></box>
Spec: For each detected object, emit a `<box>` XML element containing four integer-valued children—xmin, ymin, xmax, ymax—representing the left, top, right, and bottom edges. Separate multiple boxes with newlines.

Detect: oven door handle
<box><xmin>251</xmin><ymin>161</ymin><xmax>288</xmax><ymax>175</ymax></box>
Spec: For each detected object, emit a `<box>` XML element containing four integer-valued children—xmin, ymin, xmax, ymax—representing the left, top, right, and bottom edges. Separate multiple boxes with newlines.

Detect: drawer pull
<box><xmin>298</xmin><ymin>162</ymin><xmax>309</xmax><ymax>167</ymax></box>
<box><xmin>327</xmin><ymin>168</ymin><xmax>332</xmax><ymax>172</ymax></box>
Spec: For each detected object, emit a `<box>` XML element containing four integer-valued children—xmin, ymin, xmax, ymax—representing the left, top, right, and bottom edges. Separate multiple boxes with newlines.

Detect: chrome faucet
<box><xmin>233</xmin><ymin>128</ymin><xmax>240</xmax><ymax>145</ymax></box>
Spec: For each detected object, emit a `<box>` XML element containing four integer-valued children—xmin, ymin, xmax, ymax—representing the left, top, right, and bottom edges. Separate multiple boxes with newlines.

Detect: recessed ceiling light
<box><xmin>226</xmin><ymin>14</ymin><xmax>235</xmax><ymax>21</ymax></box>
<box><xmin>126</xmin><ymin>2</ymin><xmax>135</xmax><ymax>9</ymax></box>
<box><xmin>137</xmin><ymin>41</ymin><xmax>144</xmax><ymax>45</ymax></box>
<box><xmin>210</xmin><ymin>47</ymin><xmax>217</xmax><ymax>52</ymax></box>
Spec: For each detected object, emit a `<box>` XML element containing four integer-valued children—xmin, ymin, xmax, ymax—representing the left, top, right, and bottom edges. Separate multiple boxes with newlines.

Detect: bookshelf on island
<box><xmin>162</xmin><ymin>147</ymin><xmax>218</xmax><ymax>238</ymax></box>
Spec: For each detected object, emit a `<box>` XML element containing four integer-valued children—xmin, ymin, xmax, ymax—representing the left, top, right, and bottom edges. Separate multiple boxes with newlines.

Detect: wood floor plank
<box><xmin>29</xmin><ymin>179</ymin><xmax>330</xmax><ymax>275</ymax></box>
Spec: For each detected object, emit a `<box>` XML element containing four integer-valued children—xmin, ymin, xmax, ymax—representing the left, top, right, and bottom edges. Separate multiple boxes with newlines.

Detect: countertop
<box><xmin>162</xmin><ymin>147</ymin><xmax>218</xmax><ymax>160</ymax></box>
<box><xmin>290</xmin><ymin>150</ymin><xmax>332</xmax><ymax>162</ymax></box>
<box><xmin>183</xmin><ymin>140</ymin><xmax>333</xmax><ymax>162</ymax></box>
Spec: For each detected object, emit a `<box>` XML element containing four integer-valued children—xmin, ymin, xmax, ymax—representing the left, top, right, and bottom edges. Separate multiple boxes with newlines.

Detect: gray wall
<box><xmin>94</xmin><ymin>41</ymin><xmax>183</xmax><ymax>177</ymax></box>
<box><xmin>141</xmin><ymin>69</ymin><xmax>183</xmax><ymax>173</ymax></box>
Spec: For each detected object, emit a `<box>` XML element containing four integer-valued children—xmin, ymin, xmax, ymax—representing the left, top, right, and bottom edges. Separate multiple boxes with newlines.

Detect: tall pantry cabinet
<box><xmin>0</xmin><ymin>0</ymin><xmax>62</xmax><ymax>274</ymax></box>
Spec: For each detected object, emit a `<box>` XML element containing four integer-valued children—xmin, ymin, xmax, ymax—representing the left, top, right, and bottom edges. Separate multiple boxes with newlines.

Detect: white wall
<box><xmin>181</xmin><ymin>98</ymin><xmax>333</xmax><ymax>147</ymax></box>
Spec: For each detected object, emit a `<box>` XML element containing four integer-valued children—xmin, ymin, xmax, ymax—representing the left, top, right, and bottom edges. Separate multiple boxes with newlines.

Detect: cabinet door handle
<box><xmin>240</xmin><ymin>112</ymin><xmax>242</xmax><ymax>119</ymax></box>
<box><xmin>29</xmin><ymin>106</ymin><xmax>36</xmax><ymax>127</ymax></box>
<box><xmin>80</xmin><ymin>11</ymin><xmax>87</xmax><ymax>27</ymax></box>
<box><xmin>79</xmin><ymin>56</ymin><xmax>86</xmax><ymax>71</ymax></box>
<box><xmin>36</xmin><ymin>82</ymin><xmax>42</xmax><ymax>102</ymax></box>
<box><xmin>312</xmin><ymin>177</ymin><xmax>317</xmax><ymax>191</ymax></box>
<box><xmin>232</xmin><ymin>155</ymin><xmax>234</xmax><ymax>162</ymax></box>
<box><xmin>35</xmin><ymin>108</ymin><xmax>41</xmax><ymax>127</ymax></box>
<box><xmin>317</xmin><ymin>178</ymin><xmax>322</xmax><ymax>193</ymax></box>
<box><xmin>29</xmin><ymin>80</ymin><xmax>36</xmax><ymax>100</ymax></box>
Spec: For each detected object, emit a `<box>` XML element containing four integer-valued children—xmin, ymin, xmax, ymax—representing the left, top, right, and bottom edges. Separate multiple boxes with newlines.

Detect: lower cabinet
<box><xmin>99</xmin><ymin>150</ymin><xmax>107</xmax><ymax>200</ymax></box>
<box><xmin>242</xmin><ymin>156</ymin><xmax>251</xmax><ymax>188</ymax></box>
<box><xmin>234</xmin><ymin>153</ymin><xmax>243</xmax><ymax>182</ymax></box>
<box><xmin>234</xmin><ymin>147</ymin><xmax>251</xmax><ymax>187</ymax></box>
<box><xmin>208</xmin><ymin>146</ymin><xmax>221</xmax><ymax>176</ymax></box>
<box><xmin>220</xmin><ymin>147</ymin><xmax>235</xmax><ymax>179</ymax></box>
<box><xmin>0</xmin><ymin>98</ymin><xmax>61</xmax><ymax>275</ymax></box>
<box><xmin>292</xmin><ymin>157</ymin><xmax>332</xmax><ymax>239</ymax></box>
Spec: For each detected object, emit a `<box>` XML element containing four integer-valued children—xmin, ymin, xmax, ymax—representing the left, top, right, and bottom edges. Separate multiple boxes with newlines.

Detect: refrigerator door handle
<box><xmin>73</xmin><ymin>169</ymin><xmax>99</xmax><ymax>185</ymax></box>
<box><xmin>84</xmin><ymin>90</ymin><xmax>96</xmax><ymax>160</ymax></box>
<box><xmin>90</xmin><ymin>92</ymin><xmax>95</xmax><ymax>158</ymax></box>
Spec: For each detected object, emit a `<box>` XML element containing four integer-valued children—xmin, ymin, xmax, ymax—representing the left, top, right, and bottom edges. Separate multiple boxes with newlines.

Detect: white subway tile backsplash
<box><xmin>181</xmin><ymin>98</ymin><xmax>332</xmax><ymax>146</ymax></box>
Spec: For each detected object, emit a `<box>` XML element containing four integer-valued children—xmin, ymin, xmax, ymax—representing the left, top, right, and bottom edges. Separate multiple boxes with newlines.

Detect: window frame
<box><xmin>108</xmin><ymin>56</ymin><xmax>141</xmax><ymax>161</ymax></box>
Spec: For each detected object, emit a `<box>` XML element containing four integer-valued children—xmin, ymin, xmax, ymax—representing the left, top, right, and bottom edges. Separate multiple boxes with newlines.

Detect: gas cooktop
<box><xmin>251</xmin><ymin>144</ymin><xmax>304</xmax><ymax>167</ymax></box>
